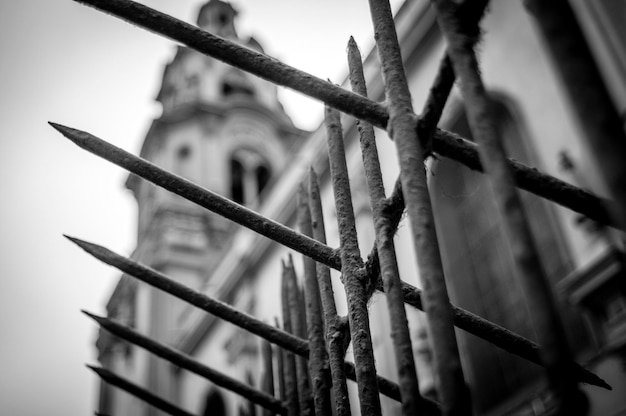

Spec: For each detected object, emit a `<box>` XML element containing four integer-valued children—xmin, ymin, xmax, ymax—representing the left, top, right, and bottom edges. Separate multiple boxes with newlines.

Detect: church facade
<box><xmin>96</xmin><ymin>1</ymin><xmax>626</xmax><ymax>415</ymax></box>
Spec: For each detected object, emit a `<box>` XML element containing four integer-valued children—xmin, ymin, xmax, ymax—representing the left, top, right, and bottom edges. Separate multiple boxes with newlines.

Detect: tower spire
<box><xmin>197</xmin><ymin>0</ymin><xmax>239</xmax><ymax>39</ymax></box>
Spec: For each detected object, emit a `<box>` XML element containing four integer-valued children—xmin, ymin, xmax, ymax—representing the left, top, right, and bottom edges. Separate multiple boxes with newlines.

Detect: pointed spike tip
<box><xmin>63</xmin><ymin>234</ymin><xmax>82</xmax><ymax>245</ymax></box>
<box><xmin>63</xmin><ymin>234</ymin><xmax>99</xmax><ymax>254</ymax></box>
<box><xmin>48</xmin><ymin>122</ymin><xmax>78</xmax><ymax>138</ymax></box>
<box><xmin>347</xmin><ymin>35</ymin><xmax>358</xmax><ymax>50</ymax></box>
<box><xmin>48</xmin><ymin>121</ymin><xmax>65</xmax><ymax>132</ymax></box>
<box><xmin>81</xmin><ymin>309</ymin><xmax>101</xmax><ymax>321</ymax></box>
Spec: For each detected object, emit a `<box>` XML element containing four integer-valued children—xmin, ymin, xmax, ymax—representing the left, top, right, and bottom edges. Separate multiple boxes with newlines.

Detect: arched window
<box><xmin>202</xmin><ymin>389</ymin><xmax>226</xmax><ymax>416</ymax></box>
<box><xmin>230</xmin><ymin>149</ymin><xmax>271</xmax><ymax>206</ymax></box>
<box><xmin>430</xmin><ymin>98</ymin><xmax>587</xmax><ymax>412</ymax></box>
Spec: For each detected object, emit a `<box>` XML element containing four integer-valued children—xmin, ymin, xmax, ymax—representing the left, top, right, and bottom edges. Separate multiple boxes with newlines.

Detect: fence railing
<box><xmin>52</xmin><ymin>0</ymin><xmax>625</xmax><ymax>415</ymax></box>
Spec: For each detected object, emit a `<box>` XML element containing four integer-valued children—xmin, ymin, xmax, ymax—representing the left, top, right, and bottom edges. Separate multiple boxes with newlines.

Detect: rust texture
<box><xmin>261</xmin><ymin>340</ymin><xmax>276</xmax><ymax>416</ymax></box>
<box><xmin>285</xmin><ymin>256</ymin><xmax>314</xmax><ymax>416</ymax></box>
<box><xmin>297</xmin><ymin>183</ymin><xmax>333</xmax><ymax>416</ymax></box>
<box><xmin>281</xmin><ymin>261</ymin><xmax>301</xmax><ymax>416</ymax></box>
<box><xmin>308</xmin><ymin>169</ymin><xmax>352</xmax><ymax>416</ymax></box>
<box><xmin>431</xmin><ymin>0</ymin><xmax>581</xmax><ymax>413</ymax></box>
<box><xmin>88</xmin><ymin>365</ymin><xmax>195</xmax><ymax>416</ymax></box>
<box><xmin>325</xmin><ymin>105</ymin><xmax>382</xmax><ymax>416</ymax></box>
<box><xmin>53</xmin><ymin>125</ymin><xmax>608</xmax><ymax>390</ymax></box>
<box><xmin>85</xmin><ymin>311</ymin><xmax>287</xmax><ymax>414</ymax></box>
<box><xmin>417</xmin><ymin>0</ymin><xmax>489</xmax><ymax>150</ymax></box>
<box><xmin>368</xmin><ymin>0</ymin><xmax>470</xmax><ymax>414</ymax></box>
<box><xmin>347</xmin><ymin>36</ymin><xmax>426</xmax><ymax>416</ymax></box>
<box><xmin>524</xmin><ymin>0</ymin><xmax>626</xmax><ymax>232</ymax></box>
<box><xmin>69</xmin><ymin>0</ymin><xmax>618</xmax><ymax>230</ymax></box>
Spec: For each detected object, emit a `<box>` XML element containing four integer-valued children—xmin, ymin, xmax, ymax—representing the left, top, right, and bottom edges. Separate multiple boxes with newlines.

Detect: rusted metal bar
<box><xmin>67</xmin><ymin>235</ymin><xmax>410</xmax><ymax>400</ymax></box>
<box><xmin>67</xmin><ymin>0</ymin><xmax>616</xmax><ymax>229</ymax></box>
<box><xmin>53</xmin><ymin>125</ymin><xmax>610</xmax><ymax>390</ymax></box>
<box><xmin>431</xmin><ymin>0</ymin><xmax>582</xmax><ymax>413</ymax></box>
<box><xmin>284</xmin><ymin>256</ymin><xmax>314</xmax><ymax>416</ymax></box>
<box><xmin>87</xmin><ymin>365</ymin><xmax>195</xmax><ymax>416</ymax></box>
<box><xmin>84</xmin><ymin>311</ymin><xmax>286</xmax><ymax>414</ymax></box>
<box><xmin>417</xmin><ymin>0</ymin><xmax>489</xmax><ymax>152</ymax></box>
<box><xmin>49</xmin><ymin>124</ymin><xmax>339</xmax><ymax>269</ymax></box>
<box><xmin>368</xmin><ymin>1</ymin><xmax>470</xmax><ymax>414</ymax></box>
<box><xmin>325</xmin><ymin>105</ymin><xmax>382</xmax><ymax>416</ymax></box>
<box><xmin>70</xmin><ymin>234</ymin><xmax>305</xmax><ymax>355</ymax></box>
<box><xmin>417</xmin><ymin>55</ymin><xmax>455</xmax><ymax>154</ymax></box>
<box><xmin>280</xmin><ymin>261</ymin><xmax>300</xmax><ymax>416</ymax></box>
<box><xmin>261</xmin><ymin>340</ymin><xmax>276</xmax><ymax>416</ymax></box>
<box><xmin>297</xmin><ymin>183</ymin><xmax>333</xmax><ymax>416</ymax></box>
<box><xmin>347</xmin><ymin>36</ymin><xmax>426</xmax><ymax>416</ymax></box>
<box><xmin>308</xmin><ymin>169</ymin><xmax>352</xmax><ymax>416</ymax></box>
<box><xmin>75</xmin><ymin>0</ymin><xmax>387</xmax><ymax>126</ymax></box>
<box><xmin>524</xmin><ymin>0</ymin><xmax>626</xmax><ymax>232</ymax></box>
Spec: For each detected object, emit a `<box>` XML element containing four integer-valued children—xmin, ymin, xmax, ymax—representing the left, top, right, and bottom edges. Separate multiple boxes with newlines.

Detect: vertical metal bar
<box><xmin>297</xmin><ymin>183</ymin><xmax>333</xmax><ymax>416</ymax></box>
<box><xmin>347</xmin><ymin>37</ymin><xmax>427</xmax><ymax>416</ymax></box>
<box><xmin>431</xmin><ymin>1</ymin><xmax>583</xmax><ymax>414</ymax></box>
<box><xmin>325</xmin><ymin>105</ymin><xmax>382</xmax><ymax>416</ymax></box>
<box><xmin>274</xmin><ymin>318</ymin><xmax>286</xmax><ymax>407</ymax></box>
<box><xmin>280</xmin><ymin>263</ymin><xmax>300</xmax><ymax>416</ymax></box>
<box><xmin>367</xmin><ymin>1</ymin><xmax>471</xmax><ymax>414</ymax></box>
<box><xmin>308</xmin><ymin>169</ymin><xmax>352</xmax><ymax>416</ymax></box>
<box><xmin>285</xmin><ymin>255</ymin><xmax>315</xmax><ymax>416</ymax></box>
<box><xmin>261</xmin><ymin>340</ymin><xmax>276</xmax><ymax>416</ymax></box>
<box><xmin>524</xmin><ymin>0</ymin><xmax>626</xmax><ymax>232</ymax></box>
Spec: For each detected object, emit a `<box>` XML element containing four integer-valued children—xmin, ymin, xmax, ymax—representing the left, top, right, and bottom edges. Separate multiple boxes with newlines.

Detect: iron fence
<box><xmin>51</xmin><ymin>0</ymin><xmax>626</xmax><ymax>415</ymax></box>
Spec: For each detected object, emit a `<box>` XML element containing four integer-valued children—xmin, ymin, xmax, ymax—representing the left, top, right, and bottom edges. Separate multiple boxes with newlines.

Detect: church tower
<box><xmin>96</xmin><ymin>2</ymin><xmax>307</xmax><ymax>415</ymax></box>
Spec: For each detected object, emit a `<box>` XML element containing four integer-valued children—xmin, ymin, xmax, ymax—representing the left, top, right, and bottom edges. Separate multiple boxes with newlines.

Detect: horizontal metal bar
<box><xmin>66</xmin><ymin>235</ymin><xmax>410</xmax><ymax>402</ymax></box>
<box><xmin>88</xmin><ymin>365</ymin><xmax>195</xmax><ymax>416</ymax></box>
<box><xmin>72</xmin><ymin>0</ymin><xmax>617</xmax><ymax>229</ymax></box>
<box><xmin>84</xmin><ymin>311</ymin><xmax>286</xmax><ymax>414</ymax></box>
<box><xmin>51</xmin><ymin>124</ymin><xmax>611</xmax><ymax>390</ymax></box>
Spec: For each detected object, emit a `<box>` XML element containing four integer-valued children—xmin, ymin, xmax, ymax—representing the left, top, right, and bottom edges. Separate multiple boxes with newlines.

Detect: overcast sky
<box><xmin>0</xmin><ymin>0</ymin><xmax>402</xmax><ymax>414</ymax></box>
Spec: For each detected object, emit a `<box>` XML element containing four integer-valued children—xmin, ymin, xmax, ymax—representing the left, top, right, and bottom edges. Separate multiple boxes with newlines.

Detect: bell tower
<box><xmin>97</xmin><ymin>2</ymin><xmax>307</xmax><ymax>414</ymax></box>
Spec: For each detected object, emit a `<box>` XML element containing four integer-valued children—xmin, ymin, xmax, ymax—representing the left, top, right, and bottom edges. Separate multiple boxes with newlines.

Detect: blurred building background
<box><xmin>95</xmin><ymin>1</ymin><xmax>626</xmax><ymax>415</ymax></box>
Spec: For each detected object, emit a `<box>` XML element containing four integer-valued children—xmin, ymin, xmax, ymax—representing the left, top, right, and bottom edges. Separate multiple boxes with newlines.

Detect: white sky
<box><xmin>0</xmin><ymin>0</ymin><xmax>403</xmax><ymax>414</ymax></box>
